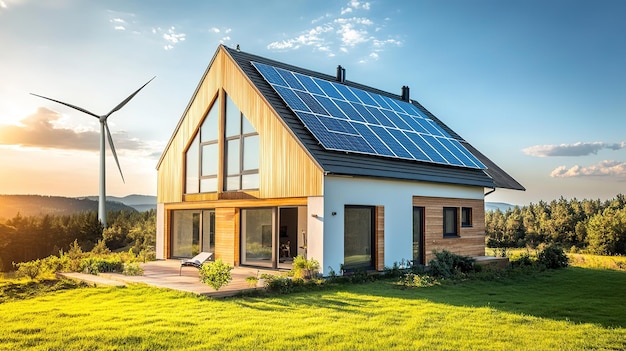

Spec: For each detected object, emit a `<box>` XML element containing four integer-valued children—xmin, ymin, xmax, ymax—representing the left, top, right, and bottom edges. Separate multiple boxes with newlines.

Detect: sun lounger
<box><xmin>179</xmin><ymin>252</ymin><xmax>213</xmax><ymax>275</ymax></box>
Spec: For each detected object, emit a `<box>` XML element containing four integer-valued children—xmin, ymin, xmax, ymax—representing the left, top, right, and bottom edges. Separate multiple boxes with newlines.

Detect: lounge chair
<box><xmin>179</xmin><ymin>252</ymin><xmax>213</xmax><ymax>275</ymax></box>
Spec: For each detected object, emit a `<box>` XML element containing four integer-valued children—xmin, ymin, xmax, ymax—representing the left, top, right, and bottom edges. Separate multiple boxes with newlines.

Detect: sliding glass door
<box><xmin>241</xmin><ymin>208</ymin><xmax>274</xmax><ymax>267</ymax></box>
<box><xmin>170</xmin><ymin>210</ymin><xmax>215</xmax><ymax>258</ymax></box>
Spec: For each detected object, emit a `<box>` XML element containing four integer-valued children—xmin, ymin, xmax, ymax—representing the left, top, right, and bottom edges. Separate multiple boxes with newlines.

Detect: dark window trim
<box><xmin>461</xmin><ymin>207</ymin><xmax>472</xmax><ymax>228</ymax></box>
<box><xmin>443</xmin><ymin>207</ymin><xmax>459</xmax><ymax>238</ymax></box>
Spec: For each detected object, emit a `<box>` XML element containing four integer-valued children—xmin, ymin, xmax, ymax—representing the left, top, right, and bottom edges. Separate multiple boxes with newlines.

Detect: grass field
<box><xmin>0</xmin><ymin>267</ymin><xmax>624</xmax><ymax>351</ymax></box>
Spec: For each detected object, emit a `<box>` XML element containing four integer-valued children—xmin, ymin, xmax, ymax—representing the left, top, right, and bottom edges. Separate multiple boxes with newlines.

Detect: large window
<box><xmin>224</xmin><ymin>95</ymin><xmax>259</xmax><ymax>191</ymax></box>
<box><xmin>184</xmin><ymin>94</ymin><xmax>259</xmax><ymax>194</ymax></box>
<box><xmin>344</xmin><ymin>206</ymin><xmax>374</xmax><ymax>270</ymax></box>
<box><xmin>443</xmin><ymin>207</ymin><xmax>458</xmax><ymax>237</ymax></box>
<box><xmin>186</xmin><ymin>99</ymin><xmax>219</xmax><ymax>194</ymax></box>
<box><xmin>171</xmin><ymin>210</ymin><xmax>215</xmax><ymax>258</ymax></box>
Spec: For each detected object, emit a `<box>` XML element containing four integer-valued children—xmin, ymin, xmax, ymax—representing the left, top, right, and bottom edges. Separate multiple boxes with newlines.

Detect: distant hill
<box><xmin>0</xmin><ymin>195</ymin><xmax>137</xmax><ymax>220</ymax></box>
<box><xmin>485</xmin><ymin>202</ymin><xmax>515</xmax><ymax>212</ymax></box>
<box><xmin>84</xmin><ymin>194</ymin><xmax>156</xmax><ymax>212</ymax></box>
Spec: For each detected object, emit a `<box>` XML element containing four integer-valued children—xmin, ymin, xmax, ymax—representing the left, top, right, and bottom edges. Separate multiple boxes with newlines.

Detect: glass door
<box><xmin>413</xmin><ymin>207</ymin><xmax>425</xmax><ymax>265</ymax></box>
<box><xmin>344</xmin><ymin>206</ymin><xmax>375</xmax><ymax>270</ymax></box>
<box><xmin>170</xmin><ymin>209</ymin><xmax>215</xmax><ymax>258</ymax></box>
<box><xmin>241</xmin><ymin>208</ymin><xmax>274</xmax><ymax>268</ymax></box>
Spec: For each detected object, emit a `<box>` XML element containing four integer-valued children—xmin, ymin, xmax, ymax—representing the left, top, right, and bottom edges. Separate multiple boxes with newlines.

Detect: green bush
<box><xmin>401</xmin><ymin>273</ymin><xmax>439</xmax><ymax>287</ymax></box>
<box><xmin>14</xmin><ymin>260</ymin><xmax>43</xmax><ymax>279</ymax></box>
<box><xmin>122</xmin><ymin>262</ymin><xmax>144</xmax><ymax>276</ymax></box>
<box><xmin>428</xmin><ymin>250</ymin><xmax>476</xmax><ymax>278</ymax></box>
<box><xmin>290</xmin><ymin>255</ymin><xmax>320</xmax><ymax>279</ymax></box>
<box><xmin>199</xmin><ymin>259</ymin><xmax>233</xmax><ymax>290</ymax></box>
<box><xmin>538</xmin><ymin>245</ymin><xmax>569</xmax><ymax>269</ymax></box>
<box><xmin>81</xmin><ymin>256</ymin><xmax>123</xmax><ymax>275</ymax></box>
<box><xmin>510</xmin><ymin>253</ymin><xmax>535</xmax><ymax>268</ymax></box>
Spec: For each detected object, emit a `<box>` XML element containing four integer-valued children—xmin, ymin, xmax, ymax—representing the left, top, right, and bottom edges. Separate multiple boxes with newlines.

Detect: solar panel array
<box><xmin>252</xmin><ymin>61</ymin><xmax>486</xmax><ymax>170</ymax></box>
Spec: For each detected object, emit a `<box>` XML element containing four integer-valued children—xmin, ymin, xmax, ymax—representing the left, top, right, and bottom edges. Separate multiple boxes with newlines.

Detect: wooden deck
<box><xmin>60</xmin><ymin>260</ymin><xmax>283</xmax><ymax>298</ymax></box>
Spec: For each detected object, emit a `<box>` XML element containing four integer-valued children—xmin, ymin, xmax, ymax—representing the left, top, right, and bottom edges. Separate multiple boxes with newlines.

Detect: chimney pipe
<box><xmin>401</xmin><ymin>85</ymin><xmax>410</xmax><ymax>101</ymax></box>
<box><xmin>336</xmin><ymin>65</ymin><xmax>346</xmax><ymax>83</ymax></box>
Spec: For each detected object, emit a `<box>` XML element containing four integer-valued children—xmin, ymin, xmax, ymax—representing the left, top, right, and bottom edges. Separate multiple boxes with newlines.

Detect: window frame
<box><xmin>223</xmin><ymin>95</ymin><xmax>259</xmax><ymax>191</ymax></box>
<box><xmin>443</xmin><ymin>207</ymin><xmax>459</xmax><ymax>238</ymax></box>
<box><xmin>461</xmin><ymin>207</ymin><xmax>473</xmax><ymax>228</ymax></box>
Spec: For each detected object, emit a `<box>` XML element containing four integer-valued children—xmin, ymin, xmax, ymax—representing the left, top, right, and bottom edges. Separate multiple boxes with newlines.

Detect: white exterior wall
<box><xmin>321</xmin><ymin>175</ymin><xmax>483</xmax><ymax>275</ymax></box>
<box><xmin>307</xmin><ymin>196</ymin><xmax>325</xmax><ymax>271</ymax></box>
<box><xmin>156</xmin><ymin>203</ymin><xmax>165</xmax><ymax>260</ymax></box>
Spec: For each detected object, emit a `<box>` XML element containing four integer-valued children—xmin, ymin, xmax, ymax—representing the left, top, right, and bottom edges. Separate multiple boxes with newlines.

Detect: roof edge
<box><xmin>156</xmin><ymin>45</ymin><xmax>227</xmax><ymax>169</ymax></box>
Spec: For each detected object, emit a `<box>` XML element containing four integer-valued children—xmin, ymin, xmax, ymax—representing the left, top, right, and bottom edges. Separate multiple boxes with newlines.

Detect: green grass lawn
<box><xmin>1</xmin><ymin>267</ymin><xmax>624</xmax><ymax>351</ymax></box>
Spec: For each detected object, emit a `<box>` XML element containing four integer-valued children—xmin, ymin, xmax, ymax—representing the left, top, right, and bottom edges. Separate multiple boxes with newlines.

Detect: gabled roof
<box><xmin>222</xmin><ymin>45</ymin><xmax>524</xmax><ymax>191</ymax></box>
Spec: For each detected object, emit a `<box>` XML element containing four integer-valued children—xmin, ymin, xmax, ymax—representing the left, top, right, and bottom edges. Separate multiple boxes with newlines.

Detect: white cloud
<box><xmin>210</xmin><ymin>27</ymin><xmax>220</xmax><ymax>33</ymax></box>
<box><xmin>550</xmin><ymin>160</ymin><xmax>626</xmax><ymax>178</ymax></box>
<box><xmin>219</xmin><ymin>36</ymin><xmax>231</xmax><ymax>44</ymax></box>
<box><xmin>340</xmin><ymin>7</ymin><xmax>353</xmax><ymax>15</ymax></box>
<box><xmin>266</xmin><ymin>0</ymin><xmax>398</xmax><ymax>59</ymax></box>
<box><xmin>523</xmin><ymin>141</ymin><xmax>626</xmax><ymax>157</ymax></box>
<box><xmin>114</xmin><ymin>26</ymin><xmax>126</xmax><ymax>31</ymax></box>
<box><xmin>110</xmin><ymin>18</ymin><xmax>126</xmax><ymax>24</ymax></box>
<box><xmin>0</xmin><ymin>1</ymin><xmax>6</xmax><ymax>9</ymax></box>
<box><xmin>336</xmin><ymin>22</ymin><xmax>369</xmax><ymax>46</ymax></box>
<box><xmin>163</xmin><ymin>26</ymin><xmax>186</xmax><ymax>44</ymax></box>
<box><xmin>225</xmin><ymin>28</ymin><xmax>232</xmax><ymax>34</ymax></box>
<box><xmin>369</xmin><ymin>52</ymin><xmax>379</xmax><ymax>60</ymax></box>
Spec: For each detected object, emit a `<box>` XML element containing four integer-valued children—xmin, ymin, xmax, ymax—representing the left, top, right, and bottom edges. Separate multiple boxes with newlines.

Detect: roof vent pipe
<box><xmin>336</xmin><ymin>65</ymin><xmax>346</xmax><ymax>83</ymax></box>
<box><xmin>401</xmin><ymin>85</ymin><xmax>410</xmax><ymax>101</ymax></box>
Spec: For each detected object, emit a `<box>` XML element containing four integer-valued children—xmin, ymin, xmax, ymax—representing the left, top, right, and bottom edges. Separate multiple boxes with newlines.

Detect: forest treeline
<box><xmin>0</xmin><ymin>210</ymin><xmax>155</xmax><ymax>271</ymax></box>
<box><xmin>0</xmin><ymin>195</ymin><xmax>137</xmax><ymax>219</ymax></box>
<box><xmin>486</xmin><ymin>194</ymin><xmax>626</xmax><ymax>255</ymax></box>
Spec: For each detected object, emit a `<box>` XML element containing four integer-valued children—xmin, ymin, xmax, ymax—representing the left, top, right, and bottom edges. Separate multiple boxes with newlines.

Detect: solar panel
<box><xmin>252</xmin><ymin>61</ymin><xmax>486</xmax><ymax>170</ymax></box>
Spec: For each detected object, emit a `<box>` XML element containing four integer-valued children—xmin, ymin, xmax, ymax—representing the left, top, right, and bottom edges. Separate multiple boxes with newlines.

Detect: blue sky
<box><xmin>0</xmin><ymin>0</ymin><xmax>624</xmax><ymax>205</ymax></box>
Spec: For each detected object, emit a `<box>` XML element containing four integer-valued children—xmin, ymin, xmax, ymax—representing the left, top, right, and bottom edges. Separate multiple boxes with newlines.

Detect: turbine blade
<box><xmin>105</xmin><ymin>76</ymin><xmax>155</xmax><ymax>117</ymax></box>
<box><xmin>105</xmin><ymin>121</ymin><xmax>125</xmax><ymax>183</ymax></box>
<box><xmin>30</xmin><ymin>93</ymin><xmax>100</xmax><ymax>119</ymax></box>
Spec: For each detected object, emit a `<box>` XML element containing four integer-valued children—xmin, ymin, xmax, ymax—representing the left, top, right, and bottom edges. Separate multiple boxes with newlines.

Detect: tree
<box><xmin>586</xmin><ymin>207</ymin><xmax>626</xmax><ymax>255</ymax></box>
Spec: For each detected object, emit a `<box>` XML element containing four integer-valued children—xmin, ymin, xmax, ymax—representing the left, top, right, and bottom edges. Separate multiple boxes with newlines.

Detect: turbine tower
<box><xmin>31</xmin><ymin>77</ymin><xmax>155</xmax><ymax>227</ymax></box>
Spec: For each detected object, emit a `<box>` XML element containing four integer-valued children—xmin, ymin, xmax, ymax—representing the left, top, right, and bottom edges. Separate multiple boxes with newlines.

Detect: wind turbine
<box><xmin>31</xmin><ymin>77</ymin><xmax>155</xmax><ymax>227</ymax></box>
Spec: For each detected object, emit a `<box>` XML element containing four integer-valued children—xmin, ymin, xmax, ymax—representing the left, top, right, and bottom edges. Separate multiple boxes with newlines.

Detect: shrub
<box><xmin>14</xmin><ymin>260</ymin><xmax>43</xmax><ymax>279</ymax></box>
<box><xmin>290</xmin><ymin>255</ymin><xmax>320</xmax><ymax>279</ymax></box>
<box><xmin>538</xmin><ymin>245</ymin><xmax>569</xmax><ymax>269</ymax></box>
<box><xmin>510</xmin><ymin>253</ymin><xmax>535</xmax><ymax>268</ymax></box>
<box><xmin>347</xmin><ymin>268</ymin><xmax>373</xmax><ymax>283</ymax></box>
<box><xmin>264</xmin><ymin>276</ymin><xmax>298</xmax><ymax>293</ymax></box>
<box><xmin>81</xmin><ymin>256</ymin><xmax>123</xmax><ymax>275</ymax></box>
<box><xmin>428</xmin><ymin>250</ymin><xmax>476</xmax><ymax>278</ymax></box>
<box><xmin>401</xmin><ymin>273</ymin><xmax>439</xmax><ymax>287</ymax></box>
<box><xmin>122</xmin><ymin>262</ymin><xmax>144</xmax><ymax>276</ymax></box>
<box><xmin>199</xmin><ymin>259</ymin><xmax>233</xmax><ymax>290</ymax></box>
<box><xmin>245</xmin><ymin>276</ymin><xmax>259</xmax><ymax>287</ymax></box>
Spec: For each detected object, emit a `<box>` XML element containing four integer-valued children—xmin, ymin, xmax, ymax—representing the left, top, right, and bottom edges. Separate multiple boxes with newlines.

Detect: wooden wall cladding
<box><xmin>412</xmin><ymin>196</ymin><xmax>485</xmax><ymax>262</ymax></box>
<box><xmin>157</xmin><ymin>47</ymin><xmax>323</xmax><ymax>204</ymax></box>
<box><xmin>215</xmin><ymin>207</ymin><xmax>237</xmax><ymax>265</ymax></box>
<box><xmin>375</xmin><ymin>206</ymin><xmax>385</xmax><ymax>271</ymax></box>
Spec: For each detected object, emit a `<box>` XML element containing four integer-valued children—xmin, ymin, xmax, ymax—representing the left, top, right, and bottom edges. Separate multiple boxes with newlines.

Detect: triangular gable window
<box><xmin>185</xmin><ymin>94</ymin><xmax>259</xmax><ymax>194</ymax></box>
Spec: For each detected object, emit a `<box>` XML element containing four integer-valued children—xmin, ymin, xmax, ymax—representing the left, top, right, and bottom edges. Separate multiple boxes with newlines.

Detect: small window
<box><xmin>461</xmin><ymin>207</ymin><xmax>472</xmax><ymax>227</ymax></box>
<box><xmin>443</xmin><ymin>207</ymin><xmax>458</xmax><ymax>237</ymax></box>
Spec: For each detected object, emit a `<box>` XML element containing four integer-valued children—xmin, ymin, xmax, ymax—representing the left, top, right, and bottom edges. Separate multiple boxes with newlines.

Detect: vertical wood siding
<box><xmin>375</xmin><ymin>206</ymin><xmax>385</xmax><ymax>271</ymax></box>
<box><xmin>157</xmin><ymin>47</ymin><xmax>323</xmax><ymax>204</ymax></box>
<box><xmin>215</xmin><ymin>207</ymin><xmax>236</xmax><ymax>265</ymax></box>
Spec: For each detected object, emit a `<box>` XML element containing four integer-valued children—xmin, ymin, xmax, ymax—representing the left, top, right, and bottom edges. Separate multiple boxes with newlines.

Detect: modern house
<box><xmin>155</xmin><ymin>44</ymin><xmax>524</xmax><ymax>274</ymax></box>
